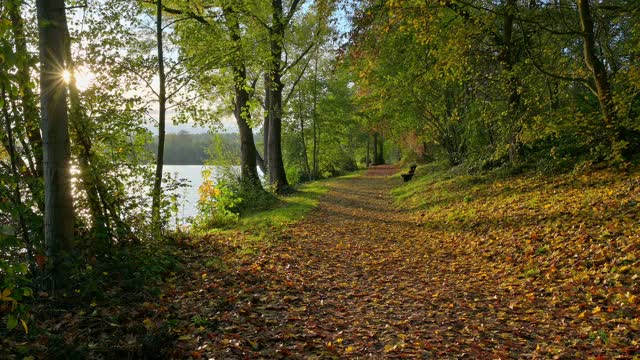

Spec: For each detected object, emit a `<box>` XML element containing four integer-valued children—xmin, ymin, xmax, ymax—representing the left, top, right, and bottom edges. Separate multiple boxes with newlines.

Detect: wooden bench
<box><xmin>401</xmin><ymin>165</ymin><xmax>417</xmax><ymax>182</ymax></box>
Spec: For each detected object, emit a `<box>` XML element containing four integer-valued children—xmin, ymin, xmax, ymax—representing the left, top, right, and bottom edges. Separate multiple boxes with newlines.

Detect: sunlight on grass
<box><xmin>205</xmin><ymin>173</ymin><xmax>362</xmax><ymax>257</ymax></box>
<box><xmin>240</xmin><ymin>181</ymin><xmax>329</xmax><ymax>228</ymax></box>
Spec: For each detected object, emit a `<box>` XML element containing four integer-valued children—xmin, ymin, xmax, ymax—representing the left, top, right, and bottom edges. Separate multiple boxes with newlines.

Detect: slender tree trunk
<box><xmin>365</xmin><ymin>134</ymin><xmax>370</xmax><ymax>167</ymax></box>
<box><xmin>372</xmin><ymin>132</ymin><xmax>379</xmax><ymax>165</ymax></box>
<box><xmin>311</xmin><ymin>49</ymin><xmax>319</xmax><ymax>179</ymax></box>
<box><xmin>312</xmin><ymin>116</ymin><xmax>319</xmax><ymax>177</ymax></box>
<box><xmin>263</xmin><ymin>72</ymin><xmax>271</xmax><ymax>172</ymax></box>
<box><xmin>377</xmin><ymin>134</ymin><xmax>385</xmax><ymax>165</ymax></box>
<box><xmin>9</xmin><ymin>0</ymin><xmax>44</xmax><ymax>217</ymax></box>
<box><xmin>9</xmin><ymin>0</ymin><xmax>43</xmax><ymax>179</ymax></box>
<box><xmin>37</xmin><ymin>0</ymin><xmax>75</xmax><ymax>294</ymax></box>
<box><xmin>1</xmin><ymin>86</ymin><xmax>35</xmax><ymax>273</ymax></box>
<box><xmin>501</xmin><ymin>0</ymin><xmax>521</xmax><ymax>163</ymax></box>
<box><xmin>151</xmin><ymin>0</ymin><xmax>167</xmax><ymax>238</ymax></box>
<box><xmin>62</xmin><ymin>17</ymin><xmax>110</xmax><ymax>247</ymax></box>
<box><xmin>298</xmin><ymin>92</ymin><xmax>311</xmax><ymax>179</ymax></box>
<box><xmin>577</xmin><ymin>0</ymin><xmax>617</xmax><ymax>128</ymax></box>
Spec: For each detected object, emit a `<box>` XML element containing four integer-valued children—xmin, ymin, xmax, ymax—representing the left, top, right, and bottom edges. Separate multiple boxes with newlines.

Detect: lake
<box><xmin>163</xmin><ymin>165</ymin><xmax>225</xmax><ymax>223</ymax></box>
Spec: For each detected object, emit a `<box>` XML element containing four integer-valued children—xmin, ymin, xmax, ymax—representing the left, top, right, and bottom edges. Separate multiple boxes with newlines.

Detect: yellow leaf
<box><xmin>2</xmin><ymin>288</ymin><xmax>11</xmax><ymax>298</ymax></box>
<box><xmin>20</xmin><ymin>319</ymin><xmax>28</xmax><ymax>334</ymax></box>
<box><xmin>384</xmin><ymin>344</ymin><xmax>396</xmax><ymax>352</ymax></box>
<box><xmin>201</xmin><ymin>273</ymin><xmax>208</xmax><ymax>279</ymax></box>
<box><xmin>592</xmin><ymin>306</ymin><xmax>601</xmax><ymax>315</ymax></box>
<box><xmin>578</xmin><ymin>311</ymin><xmax>586</xmax><ymax>318</ymax></box>
<box><xmin>143</xmin><ymin>318</ymin><xmax>155</xmax><ymax>330</ymax></box>
<box><xmin>345</xmin><ymin>346</ymin><xmax>354</xmax><ymax>353</ymax></box>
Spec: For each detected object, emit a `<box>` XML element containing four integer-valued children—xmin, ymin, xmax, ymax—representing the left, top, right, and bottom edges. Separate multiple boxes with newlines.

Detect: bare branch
<box><xmin>284</xmin><ymin>57</ymin><xmax>312</xmax><ymax>106</ymax></box>
<box><xmin>283</xmin><ymin>41</ymin><xmax>315</xmax><ymax>74</ymax></box>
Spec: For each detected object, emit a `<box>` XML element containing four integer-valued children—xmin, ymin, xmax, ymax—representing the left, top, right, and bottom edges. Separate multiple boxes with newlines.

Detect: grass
<box><xmin>239</xmin><ymin>180</ymin><xmax>330</xmax><ymax>230</ymax></box>
<box><xmin>195</xmin><ymin>174</ymin><xmax>356</xmax><ymax>257</ymax></box>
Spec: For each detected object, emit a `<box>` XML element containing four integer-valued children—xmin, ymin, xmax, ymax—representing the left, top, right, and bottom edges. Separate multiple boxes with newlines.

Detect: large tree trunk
<box><xmin>224</xmin><ymin>7</ymin><xmax>263</xmax><ymax>189</ymax></box>
<box><xmin>577</xmin><ymin>0</ymin><xmax>617</xmax><ymax>128</ymax></box>
<box><xmin>266</xmin><ymin>0</ymin><xmax>289</xmax><ymax>192</ymax></box>
<box><xmin>234</xmin><ymin>65</ymin><xmax>262</xmax><ymax>187</ymax></box>
<box><xmin>151</xmin><ymin>0</ymin><xmax>167</xmax><ymax>239</ymax></box>
<box><xmin>37</xmin><ymin>0</ymin><xmax>75</xmax><ymax>294</ymax></box>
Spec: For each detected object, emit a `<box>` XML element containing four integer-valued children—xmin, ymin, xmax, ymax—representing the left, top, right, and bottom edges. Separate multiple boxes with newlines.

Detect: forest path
<box><xmin>177</xmin><ymin>165</ymin><xmax>579</xmax><ymax>358</ymax></box>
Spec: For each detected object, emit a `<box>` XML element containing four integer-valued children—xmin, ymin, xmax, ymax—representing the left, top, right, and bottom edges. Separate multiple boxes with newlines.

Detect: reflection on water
<box><xmin>163</xmin><ymin>165</ymin><xmax>223</xmax><ymax>222</ymax></box>
<box><xmin>71</xmin><ymin>164</ymin><xmax>228</xmax><ymax>226</ymax></box>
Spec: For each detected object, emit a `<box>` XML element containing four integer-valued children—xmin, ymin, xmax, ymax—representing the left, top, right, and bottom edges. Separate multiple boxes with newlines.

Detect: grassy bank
<box><xmin>391</xmin><ymin>162</ymin><xmax>640</xmax><ymax>355</ymax></box>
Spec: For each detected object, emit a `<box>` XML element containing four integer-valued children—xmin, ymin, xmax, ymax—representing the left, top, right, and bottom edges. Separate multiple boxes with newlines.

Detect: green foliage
<box><xmin>0</xmin><ymin>260</ymin><xmax>32</xmax><ymax>334</ymax></box>
<box><xmin>193</xmin><ymin>168</ymin><xmax>242</xmax><ymax>229</ymax></box>
<box><xmin>68</xmin><ymin>239</ymin><xmax>181</xmax><ymax>302</ymax></box>
<box><xmin>348</xmin><ymin>0</ymin><xmax>640</xmax><ymax>171</ymax></box>
<box><xmin>194</xmin><ymin>165</ymin><xmax>279</xmax><ymax>230</ymax></box>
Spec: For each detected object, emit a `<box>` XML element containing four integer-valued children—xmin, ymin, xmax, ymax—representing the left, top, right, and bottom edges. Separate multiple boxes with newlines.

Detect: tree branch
<box><xmin>283</xmin><ymin>57</ymin><xmax>311</xmax><ymax>106</ymax></box>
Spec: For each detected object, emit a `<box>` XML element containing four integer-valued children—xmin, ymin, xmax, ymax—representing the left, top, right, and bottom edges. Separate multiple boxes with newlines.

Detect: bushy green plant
<box><xmin>193</xmin><ymin>168</ymin><xmax>242</xmax><ymax>229</ymax></box>
<box><xmin>193</xmin><ymin>166</ymin><xmax>277</xmax><ymax>230</ymax></box>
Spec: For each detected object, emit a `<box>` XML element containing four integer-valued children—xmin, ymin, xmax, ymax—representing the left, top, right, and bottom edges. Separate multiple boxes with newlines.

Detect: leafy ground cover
<box><xmin>3</xmin><ymin>165</ymin><xmax>639</xmax><ymax>358</ymax></box>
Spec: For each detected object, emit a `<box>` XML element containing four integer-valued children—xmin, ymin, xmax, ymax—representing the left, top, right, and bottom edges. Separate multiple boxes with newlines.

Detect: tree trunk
<box><xmin>255</xmin><ymin>150</ymin><xmax>266</xmax><ymax>174</ymax></box>
<box><xmin>501</xmin><ymin>0</ymin><xmax>521</xmax><ymax>163</ymax></box>
<box><xmin>372</xmin><ymin>132</ymin><xmax>378</xmax><ymax>165</ymax></box>
<box><xmin>224</xmin><ymin>7</ymin><xmax>263</xmax><ymax>189</ymax></box>
<box><xmin>311</xmin><ymin>49</ymin><xmax>319</xmax><ymax>179</ymax></box>
<box><xmin>63</xmin><ymin>16</ymin><xmax>110</xmax><ymax>247</ymax></box>
<box><xmin>365</xmin><ymin>134</ymin><xmax>370</xmax><ymax>167</ymax></box>
<box><xmin>9</xmin><ymin>0</ymin><xmax>43</xmax><ymax>179</ymax></box>
<box><xmin>151</xmin><ymin>0</ymin><xmax>167</xmax><ymax>239</ymax></box>
<box><xmin>577</xmin><ymin>0</ymin><xmax>617</xmax><ymax>128</ymax></box>
<box><xmin>263</xmin><ymin>72</ymin><xmax>271</xmax><ymax>172</ymax></box>
<box><xmin>37</xmin><ymin>0</ymin><xmax>75</xmax><ymax>294</ymax></box>
<box><xmin>372</xmin><ymin>132</ymin><xmax>385</xmax><ymax>165</ymax></box>
<box><xmin>1</xmin><ymin>85</ymin><xmax>35</xmax><ymax>273</ymax></box>
<box><xmin>266</xmin><ymin>0</ymin><xmax>289</xmax><ymax>192</ymax></box>
<box><xmin>234</xmin><ymin>66</ymin><xmax>262</xmax><ymax>187</ymax></box>
<box><xmin>298</xmin><ymin>92</ymin><xmax>311</xmax><ymax>179</ymax></box>
<box><xmin>377</xmin><ymin>134</ymin><xmax>385</xmax><ymax>165</ymax></box>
